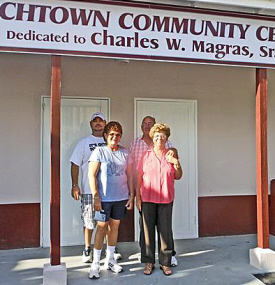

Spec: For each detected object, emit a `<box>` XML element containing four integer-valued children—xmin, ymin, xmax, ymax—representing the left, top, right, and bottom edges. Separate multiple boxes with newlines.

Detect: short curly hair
<box><xmin>149</xmin><ymin>123</ymin><xmax>170</xmax><ymax>139</ymax></box>
<box><xmin>103</xmin><ymin>121</ymin><xmax>123</xmax><ymax>141</ymax></box>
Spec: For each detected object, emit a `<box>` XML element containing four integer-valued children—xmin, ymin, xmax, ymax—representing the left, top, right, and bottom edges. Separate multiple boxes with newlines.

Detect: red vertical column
<box><xmin>50</xmin><ymin>55</ymin><xmax>62</xmax><ymax>265</ymax></box>
<box><xmin>255</xmin><ymin>68</ymin><xmax>269</xmax><ymax>249</ymax></box>
<box><xmin>270</xmin><ymin>180</ymin><xmax>275</xmax><ymax>235</ymax></box>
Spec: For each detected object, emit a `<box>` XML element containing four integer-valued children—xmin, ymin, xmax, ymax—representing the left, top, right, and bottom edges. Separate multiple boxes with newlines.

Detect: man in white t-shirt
<box><xmin>70</xmin><ymin>112</ymin><xmax>122</xmax><ymax>263</ymax></box>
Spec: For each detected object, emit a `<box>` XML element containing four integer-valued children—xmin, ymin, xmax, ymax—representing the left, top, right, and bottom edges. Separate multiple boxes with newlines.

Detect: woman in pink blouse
<box><xmin>136</xmin><ymin>123</ymin><xmax>182</xmax><ymax>276</ymax></box>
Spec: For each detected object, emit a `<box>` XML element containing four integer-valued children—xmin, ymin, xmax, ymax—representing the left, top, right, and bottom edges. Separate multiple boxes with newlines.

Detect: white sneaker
<box><xmin>104</xmin><ymin>258</ymin><xmax>123</xmax><ymax>273</ymax></box>
<box><xmin>171</xmin><ymin>255</ymin><xmax>178</xmax><ymax>267</ymax></box>
<box><xmin>89</xmin><ymin>262</ymin><xmax>100</xmax><ymax>279</ymax></box>
<box><xmin>82</xmin><ymin>246</ymin><xmax>92</xmax><ymax>263</ymax></box>
<box><xmin>114</xmin><ymin>247</ymin><xmax>122</xmax><ymax>260</ymax></box>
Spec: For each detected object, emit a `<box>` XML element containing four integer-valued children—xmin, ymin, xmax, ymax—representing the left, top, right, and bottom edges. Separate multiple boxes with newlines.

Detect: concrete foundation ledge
<box><xmin>250</xmin><ymin>247</ymin><xmax>275</xmax><ymax>270</ymax></box>
<box><xmin>43</xmin><ymin>262</ymin><xmax>67</xmax><ymax>285</ymax></box>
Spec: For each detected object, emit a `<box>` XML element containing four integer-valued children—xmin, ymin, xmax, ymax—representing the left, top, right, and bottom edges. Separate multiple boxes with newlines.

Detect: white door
<box><xmin>42</xmin><ymin>97</ymin><xmax>109</xmax><ymax>247</ymax></box>
<box><xmin>135</xmin><ymin>98</ymin><xmax>198</xmax><ymax>239</ymax></box>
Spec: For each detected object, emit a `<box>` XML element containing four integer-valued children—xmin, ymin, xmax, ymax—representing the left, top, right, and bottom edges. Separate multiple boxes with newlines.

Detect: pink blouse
<box><xmin>137</xmin><ymin>149</ymin><xmax>175</xmax><ymax>204</ymax></box>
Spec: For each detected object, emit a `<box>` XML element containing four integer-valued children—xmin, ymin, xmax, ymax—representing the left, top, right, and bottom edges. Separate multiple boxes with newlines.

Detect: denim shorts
<box><xmin>101</xmin><ymin>200</ymin><xmax>128</xmax><ymax>221</ymax></box>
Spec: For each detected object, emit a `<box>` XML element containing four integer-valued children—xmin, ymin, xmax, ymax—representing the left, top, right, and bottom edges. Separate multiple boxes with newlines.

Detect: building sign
<box><xmin>1</xmin><ymin>0</ymin><xmax>275</xmax><ymax>67</ymax></box>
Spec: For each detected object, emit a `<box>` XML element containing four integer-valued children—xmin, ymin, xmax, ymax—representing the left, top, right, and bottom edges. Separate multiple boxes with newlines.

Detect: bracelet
<box><xmin>72</xmin><ymin>184</ymin><xmax>78</xmax><ymax>187</ymax></box>
<box><xmin>93</xmin><ymin>196</ymin><xmax>100</xmax><ymax>200</ymax></box>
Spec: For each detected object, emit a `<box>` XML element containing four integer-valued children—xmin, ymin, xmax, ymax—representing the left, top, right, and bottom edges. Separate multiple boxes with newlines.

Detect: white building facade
<box><xmin>1</xmin><ymin>0</ymin><xmax>275</xmax><ymax>249</ymax></box>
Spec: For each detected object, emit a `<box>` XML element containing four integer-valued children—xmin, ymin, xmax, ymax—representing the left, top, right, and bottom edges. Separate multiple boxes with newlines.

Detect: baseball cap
<box><xmin>91</xmin><ymin>112</ymin><xmax>106</xmax><ymax>121</ymax></box>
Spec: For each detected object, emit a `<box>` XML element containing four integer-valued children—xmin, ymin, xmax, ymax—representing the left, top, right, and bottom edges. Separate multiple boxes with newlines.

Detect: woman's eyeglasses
<box><xmin>154</xmin><ymin>135</ymin><xmax>166</xmax><ymax>140</ymax></box>
<box><xmin>108</xmin><ymin>132</ymin><xmax>121</xmax><ymax>138</ymax></box>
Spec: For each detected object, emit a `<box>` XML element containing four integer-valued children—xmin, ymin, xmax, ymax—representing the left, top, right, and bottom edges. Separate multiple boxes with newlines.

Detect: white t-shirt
<box><xmin>70</xmin><ymin>135</ymin><xmax>106</xmax><ymax>194</ymax></box>
<box><xmin>89</xmin><ymin>146</ymin><xmax>130</xmax><ymax>202</ymax></box>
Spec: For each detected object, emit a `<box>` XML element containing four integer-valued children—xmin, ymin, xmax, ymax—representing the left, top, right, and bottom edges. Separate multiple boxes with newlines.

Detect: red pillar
<box><xmin>255</xmin><ymin>68</ymin><xmax>269</xmax><ymax>249</ymax></box>
<box><xmin>270</xmin><ymin>179</ymin><xmax>275</xmax><ymax>235</ymax></box>
<box><xmin>50</xmin><ymin>55</ymin><xmax>62</xmax><ymax>265</ymax></box>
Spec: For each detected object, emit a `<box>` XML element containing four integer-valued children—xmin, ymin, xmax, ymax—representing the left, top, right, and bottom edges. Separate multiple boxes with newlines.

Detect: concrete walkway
<box><xmin>1</xmin><ymin>235</ymin><xmax>273</xmax><ymax>285</ymax></box>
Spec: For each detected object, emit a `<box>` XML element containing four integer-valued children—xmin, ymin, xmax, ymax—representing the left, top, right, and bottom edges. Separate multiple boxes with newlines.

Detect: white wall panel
<box><xmin>1</xmin><ymin>52</ymin><xmax>272</xmax><ymax>203</ymax></box>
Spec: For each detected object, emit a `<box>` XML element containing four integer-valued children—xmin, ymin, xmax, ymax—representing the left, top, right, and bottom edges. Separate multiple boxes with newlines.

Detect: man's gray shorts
<box><xmin>81</xmin><ymin>194</ymin><xmax>96</xmax><ymax>230</ymax></box>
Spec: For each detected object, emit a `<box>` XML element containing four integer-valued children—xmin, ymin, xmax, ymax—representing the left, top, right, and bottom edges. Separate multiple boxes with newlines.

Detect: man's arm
<box><xmin>71</xmin><ymin>162</ymin><xmax>81</xmax><ymax>200</ymax></box>
<box><xmin>173</xmin><ymin>161</ymin><xmax>183</xmax><ymax>180</ymax></box>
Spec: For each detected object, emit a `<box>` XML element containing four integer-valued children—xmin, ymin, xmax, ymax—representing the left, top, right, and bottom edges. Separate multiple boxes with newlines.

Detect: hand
<box><xmin>71</xmin><ymin>185</ymin><xmax>81</xmax><ymax>200</ymax></box>
<box><xmin>136</xmin><ymin>197</ymin><xmax>142</xmax><ymax>211</ymax></box>
<box><xmin>126</xmin><ymin>196</ymin><xmax>134</xmax><ymax>210</ymax></box>
<box><xmin>93</xmin><ymin>197</ymin><xmax>102</xmax><ymax>211</ymax></box>
<box><xmin>166</xmin><ymin>148</ymin><xmax>178</xmax><ymax>158</ymax></box>
<box><xmin>165</xmin><ymin>152</ymin><xmax>178</xmax><ymax>165</ymax></box>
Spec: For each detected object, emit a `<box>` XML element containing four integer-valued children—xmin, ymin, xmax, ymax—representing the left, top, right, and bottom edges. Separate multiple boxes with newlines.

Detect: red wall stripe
<box><xmin>0</xmin><ymin>203</ymin><xmax>40</xmax><ymax>249</ymax></box>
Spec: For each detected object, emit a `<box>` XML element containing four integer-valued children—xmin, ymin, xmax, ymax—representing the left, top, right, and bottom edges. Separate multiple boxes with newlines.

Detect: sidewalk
<box><xmin>0</xmin><ymin>234</ymin><xmax>272</xmax><ymax>285</ymax></box>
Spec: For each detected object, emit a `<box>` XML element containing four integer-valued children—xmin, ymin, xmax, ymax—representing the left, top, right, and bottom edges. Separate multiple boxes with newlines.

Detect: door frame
<box><xmin>40</xmin><ymin>96</ymin><xmax>110</xmax><ymax>246</ymax></box>
<box><xmin>134</xmin><ymin>97</ymin><xmax>198</xmax><ymax>241</ymax></box>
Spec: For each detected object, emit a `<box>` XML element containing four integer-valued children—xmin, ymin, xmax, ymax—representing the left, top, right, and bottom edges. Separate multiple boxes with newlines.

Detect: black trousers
<box><xmin>141</xmin><ymin>202</ymin><xmax>173</xmax><ymax>266</ymax></box>
<box><xmin>139</xmin><ymin>206</ymin><xmax>176</xmax><ymax>258</ymax></box>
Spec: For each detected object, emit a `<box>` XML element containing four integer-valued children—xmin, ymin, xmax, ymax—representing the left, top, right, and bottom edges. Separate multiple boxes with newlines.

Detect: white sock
<box><xmin>93</xmin><ymin>248</ymin><xmax>102</xmax><ymax>263</ymax></box>
<box><xmin>106</xmin><ymin>246</ymin><xmax>115</xmax><ymax>260</ymax></box>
